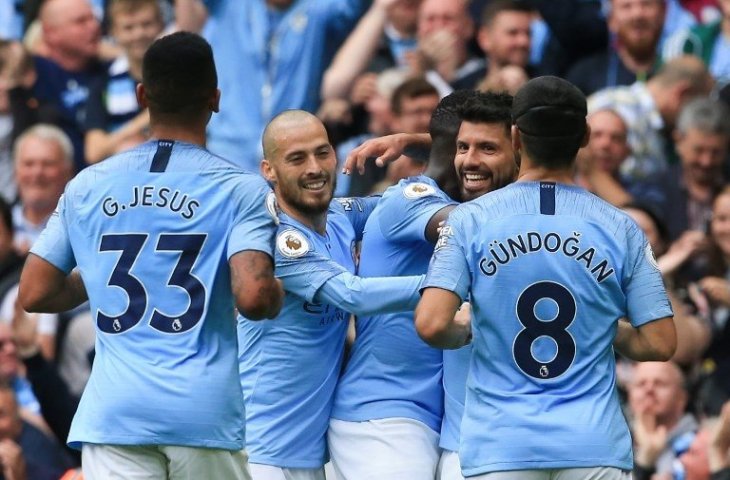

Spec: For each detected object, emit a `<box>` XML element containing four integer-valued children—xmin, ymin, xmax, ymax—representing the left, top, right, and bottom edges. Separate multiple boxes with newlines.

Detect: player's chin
<box><xmin>460</xmin><ymin>186</ymin><xmax>490</xmax><ymax>202</ymax></box>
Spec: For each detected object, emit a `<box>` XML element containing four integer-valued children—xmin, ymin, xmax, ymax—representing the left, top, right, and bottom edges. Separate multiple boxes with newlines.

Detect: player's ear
<box><xmin>511</xmin><ymin>125</ymin><xmax>521</xmax><ymax>153</ymax></box>
<box><xmin>210</xmin><ymin>88</ymin><xmax>221</xmax><ymax>113</ymax></box>
<box><xmin>260</xmin><ymin>158</ymin><xmax>276</xmax><ymax>183</ymax></box>
<box><xmin>136</xmin><ymin>83</ymin><xmax>147</xmax><ymax>109</ymax></box>
<box><xmin>581</xmin><ymin>123</ymin><xmax>591</xmax><ymax>148</ymax></box>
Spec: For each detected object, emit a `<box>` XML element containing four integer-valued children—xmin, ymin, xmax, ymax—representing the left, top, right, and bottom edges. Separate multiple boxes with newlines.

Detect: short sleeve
<box><xmin>30</xmin><ymin>190</ymin><xmax>76</xmax><ymax>274</ymax></box>
<box><xmin>227</xmin><ymin>175</ymin><xmax>277</xmax><ymax>260</ymax></box>
<box><xmin>274</xmin><ymin>228</ymin><xmax>348</xmax><ymax>302</ymax></box>
<box><xmin>378</xmin><ymin>178</ymin><xmax>456</xmax><ymax>243</ymax></box>
<box><xmin>622</xmin><ymin>221</ymin><xmax>673</xmax><ymax>327</ymax></box>
<box><xmin>422</xmin><ymin>206</ymin><xmax>471</xmax><ymax>302</ymax></box>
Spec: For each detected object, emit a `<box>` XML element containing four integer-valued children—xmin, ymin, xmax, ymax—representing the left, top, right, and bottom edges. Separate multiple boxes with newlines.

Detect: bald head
<box><xmin>262</xmin><ymin>110</ymin><xmax>325</xmax><ymax>160</ymax></box>
<box><xmin>41</xmin><ymin>0</ymin><xmax>92</xmax><ymax>26</ymax></box>
<box><xmin>39</xmin><ymin>0</ymin><xmax>100</xmax><ymax>68</ymax></box>
<box><xmin>653</xmin><ymin>55</ymin><xmax>713</xmax><ymax>92</ymax></box>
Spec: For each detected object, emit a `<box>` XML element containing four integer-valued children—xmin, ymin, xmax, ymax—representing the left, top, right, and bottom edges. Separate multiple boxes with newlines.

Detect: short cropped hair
<box><xmin>481</xmin><ymin>0</ymin><xmax>534</xmax><ymax>27</ymax></box>
<box><xmin>13</xmin><ymin>124</ymin><xmax>74</xmax><ymax>167</ymax></box>
<box><xmin>459</xmin><ymin>91</ymin><xmax>513</xmax><ymax>135</ymax></box>
<box><xmin>676</xmin><ymin>98</ymin><xmax>730</xmax><ymax>137</ymax></box>
<box><xmin>142</xmin><ymin>32</ymin><xmax>217</xmax><ymax>118</ymax></box>
<box><xmin>390</xmin><ymin>77</ymin><xmax>439</xmax><ymax>115</ymax></box>
<box><xmin>108</xmin><ymin>0</ymin><xmax>162</xmax><ymax>24</ymax></box>
<box><xmin>513</xmin><ymin>76</ymin><xmax>587</xmax><ymax>169</ymax></box>
<box><xmin>429</xmin><ymin>89</ymin><xmax>475</xmax><ymax>141</ymax></box>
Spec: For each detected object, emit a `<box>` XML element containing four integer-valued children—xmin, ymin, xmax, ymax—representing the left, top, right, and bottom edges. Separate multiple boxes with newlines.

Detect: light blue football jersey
<box><xmin>238</xmin><ymin>197</ymin><xmax>423</xmax><ymax>468</ymax></box>
<box><xmin>31</xmin><ymin>140</ymin><xmax>276</xmax><ymax>450</ymax></box>
<box><xmin>331</xmin><ymin>176</ymin><xmax>457</xmax><ymax>432</ymax></box>
<box><xmin>425</xmin><ymin>181</ymin><xmax>673</xmax><ymax>476</ymax></box>
<box><xmin>440</xmin><ymin>343</ymin><xmax>471</xmax><ymax>452</ymax></box>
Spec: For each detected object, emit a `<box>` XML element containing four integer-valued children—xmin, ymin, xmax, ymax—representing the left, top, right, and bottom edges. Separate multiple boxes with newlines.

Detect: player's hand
<box><xmin>343</xmin><ymin>133</ymin><xmax>412</xmax><ymax>175</ymax></box>
<box><xmin>0</xmin><ymin>439</ymin><xmax>26</xmax><ymax>480</ymax></box>
<box><xmin>699</xmin><ymin>276</ymin><xmax>730</xmax><ymax>307</ymax></box>
<box><xmin>453</xmin><ymin>302</ymin><xmax>472</xmax><ymax>346</ymax></box>
<box><xmin>11</xmin><ymin>298</ymin><xmax>39</xmax><ymax>359</ymax></box>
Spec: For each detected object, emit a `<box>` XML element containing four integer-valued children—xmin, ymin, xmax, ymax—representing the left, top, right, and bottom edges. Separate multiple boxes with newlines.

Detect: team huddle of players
<box><xmin>19</xmin><ymin>32</ymin><xmax>675</xmax><ymax>480</ymax></box>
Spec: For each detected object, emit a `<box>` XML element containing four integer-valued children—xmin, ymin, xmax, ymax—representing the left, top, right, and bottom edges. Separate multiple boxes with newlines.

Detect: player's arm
<box><xmin>614</xmin><ymin>317</ymin><xmax>676</xmax><ymax>362</ymax></box>
<box><xmin>314</xmin><ymin>272</ymin><xmax>423</xmax><ymax>316</ymax></box>
<box><xmin>415</xmin><ymin>287</ymin><xmax>470</xmax><ymax>349</ymax></box>
<box><xmin>416</xmin><ymin>207</ymin><xmax>471</xmax><ymax>349</ymax></box>
<box><xmin>19</xmin><ymin>256</ymin><xmax>87</xmax><ymax>313</ymax></box>
<box><xmin>230</xmin><ymin>250</ymin><xmax>283</xmax><ymax>320</ymax></box>
<box><xmin>425</xmin><ymin>205</ymin><xmax>456</xmax><ymax>243</ymax></box>
<box><xmin>343</xmin><ymin>133</ymin><xmax>432</xmax><ymax>174</ymax></box>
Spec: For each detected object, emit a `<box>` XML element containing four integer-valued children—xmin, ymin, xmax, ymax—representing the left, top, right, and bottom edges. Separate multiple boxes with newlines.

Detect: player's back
<box><xmin>445</xmin><ymin>182</ymin><xmax>670</xmax><ymax>475</ymax></box>
<box><xmin>61</xmin><ymin>140</ymin><xmax>273</xmax><ymax>450</ymax></box>
<box><xmin>331</xmin><ymin>176</ymin><xmax>455</xmax><ymax>432</ymax></box>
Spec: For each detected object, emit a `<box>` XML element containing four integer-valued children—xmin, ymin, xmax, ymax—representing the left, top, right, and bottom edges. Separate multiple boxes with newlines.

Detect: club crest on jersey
<box><xmin>277</xmin><ymin>230</ymin><xmax>309</xmax><ymax>258</ymax></box>
<box><xmin>403</xmin><ymin>182</ymin><xmax>435</xmax><ymax>199</ymax></box>
<box><xmin>266</xmin><ymin>192</ymin><xmax>280</xmax><ymax>225</ymax></box>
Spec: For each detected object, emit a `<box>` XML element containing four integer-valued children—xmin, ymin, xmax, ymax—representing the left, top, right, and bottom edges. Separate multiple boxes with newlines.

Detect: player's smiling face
<box><xmin>265</xmin><ymin>119</ymin><xmax>336</xmax><ymax>216</ymax></box>
<box><xmin>454</xmin><ymin>121</ymin><xmax>517</xmax><ymax>201</ymax></box>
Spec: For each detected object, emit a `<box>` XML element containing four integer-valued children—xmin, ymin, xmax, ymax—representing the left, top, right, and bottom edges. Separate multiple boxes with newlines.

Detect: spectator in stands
<box><xmin>567</xmin><ymin>0</ymin><xmax>666</xmax><ymax>95</ymax></box>
<box><xmin>83</xmin><ymin>0</ymin><xmax>164</xmax><ymax>165</ymax></box>
<box><xmin>322</xmin><ymin>0</ymin><xmax>421</xmax><ymax>102</ymax></box>
<box><xmin>640</xmin><ymin>97</ymin><xmax>730</xmax><ymax>242</ymax></box>
<box><xmin>0</xmin><ymin>383</ymin><xmax>74</xmax><ymax>479</ymax></box>
<box><xmin>708</xmin><ymin>400</ymin><xmax>730</xmax><ymax>479</ymax></box>
<box><xmin>336</xmin><ymin>68</ymin><xmax>408</xmax><ymax>196</ymax></box>
<box><xmin>475</xmin><ymin>0</ymin><xmax>535</xmax><ymax>91</ymax></box>
<box><xmin>664</xmin><ymin>0</ymin><xmax>730</xmax><ymax>85</ymax></box>
<box><xmin>588</xmin><ymin>55</ymin><xmax>713</xmax><ymax>182</ymax></box>
<box><xmin>174</xmin><ymin>0</ymin><xmax>365</xmax><ymax>171</ymax></box>
<box><xmin>410</xmin><ymin>0</ymin><xmax>484</xmax><ymax>96</ymax></box>
<box><xmin>629</xmin><ymin>361</ymin><xmax>699</xmax><ymax>479</ymax></box>
<box><xmin>575</xmin><ymin>108</ymin><xmax>635</xmax><ymax>206</ymax></box>
<box><xmin>531</xmin><ymin>0</ymin><xmax>608</xmax><ymax>77</ymax></box>
<box><xmin>688</xmin><ymin>187</ymin><xmax>730</xmax><ymax>417</ymax></box>
<box><xmin>11</xmin><ymin>125</ymin><xmax>72</xmax><ymax>255</ymax></box>
<box><xmin>33</xmin><ymin>0</ymin><xmax>106</xmax><ymax>172</ymax></box>
<box><xmin>375</xmin><ymin>77</ymin><xmax>439</xmax><ymax>191</ymax></box>
<box><xmin>0</xmin><ymin>199</ymin><xmax>22</xmax><ymax>309</ymax></box>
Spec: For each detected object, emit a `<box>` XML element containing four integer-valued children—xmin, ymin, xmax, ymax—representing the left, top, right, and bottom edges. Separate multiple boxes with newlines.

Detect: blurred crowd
<box><xmin>2</xmin><ymin>0</ymin><xmax>730</xmax><ymax>479</ymax></box>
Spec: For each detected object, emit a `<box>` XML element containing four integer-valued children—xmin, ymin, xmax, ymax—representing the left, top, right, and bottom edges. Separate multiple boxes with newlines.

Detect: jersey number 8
<box><xmin>513</xmin><ymin>281</ymin><xmax>576</xmax><ymax>380</ymax></box>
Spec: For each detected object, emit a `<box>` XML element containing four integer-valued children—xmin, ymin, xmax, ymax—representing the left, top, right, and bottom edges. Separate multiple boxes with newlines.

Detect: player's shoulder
<box><xmin>274</xmin><ymin>222</ymin><xmax>315</xmax><ymax>261</ymax></box>
<box><xmin>380</xmin><ymin>175</ymin><xmax>444</xmax><ymax>204</ymax></box>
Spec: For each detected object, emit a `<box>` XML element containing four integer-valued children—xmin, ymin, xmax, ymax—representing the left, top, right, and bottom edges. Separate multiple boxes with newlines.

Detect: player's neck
<box><xmin>516</xmin><ymin>158</ymin><xmax>575</xmax><ymax>184</ymax></box>
<box><xmin>279</xmin><ymin>203</ymin><xmax>328</xmax><ymax>235</ymax></box>
<box><xmin>149</xmin><ymin>125</ymin><xmax>207</xmax><ymax>148</ymax></box>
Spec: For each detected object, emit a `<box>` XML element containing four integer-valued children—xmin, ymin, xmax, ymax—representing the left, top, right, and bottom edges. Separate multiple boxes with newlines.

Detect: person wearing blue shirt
<box><xmin>329</xmin><ymin>90</ymin><xmax>518</xmax><ymax>480</ymax></box>
<box><xmin>338</xmin><ymin>90</ymin><xmax>518</xmax><ymax>480</ymax></box>
<box><xmin>17</xmin><ymin>32</ymin><xmax>284</xmax><ymax>479</ymax></box>
<box><xmin>239</xmin><ymin>110</ymin><xmax>424</xmax><ymax>480</ymax></box>
<box><xmin>416</xmin><ymin>76</ymin><xmax>677</xmax><ymax>479</ymax></box>
<box><xmin>174</xmin><ymin>0</ymin><xmax>365</xmax><ymax>171</ymax></box>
